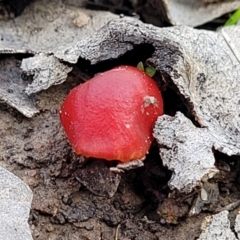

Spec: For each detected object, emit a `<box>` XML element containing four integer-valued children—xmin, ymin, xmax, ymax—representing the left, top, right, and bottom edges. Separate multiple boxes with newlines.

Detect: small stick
<box><xmin>215</xmin><ymin>199</ymin><xmax>240</xmax><ymax>213</ymax></box>
<box><xmin>115</xmin><ymin>223</ymin><xmax>121</xmax><ymax>240</ymax></box>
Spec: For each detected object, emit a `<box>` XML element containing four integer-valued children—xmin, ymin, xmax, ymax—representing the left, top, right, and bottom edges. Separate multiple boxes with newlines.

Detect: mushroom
<box><xmin>60</xmin><ymin>66</ymin><xmax>164</xmax><ymax>167</ymax></box>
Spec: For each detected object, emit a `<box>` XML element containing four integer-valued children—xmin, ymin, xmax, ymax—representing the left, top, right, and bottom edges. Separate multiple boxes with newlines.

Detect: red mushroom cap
<box><xmin>60</xmin><ymin>66</ymin><xmax>164</xmax><ymax>162</ymax></box>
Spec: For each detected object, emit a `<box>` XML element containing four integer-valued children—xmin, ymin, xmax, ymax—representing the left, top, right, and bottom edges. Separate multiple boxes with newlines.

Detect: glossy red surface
<box><xmin>60</xmin><ymin>66</ymin><xmax>164</xmax><ymax>162</ymax></box>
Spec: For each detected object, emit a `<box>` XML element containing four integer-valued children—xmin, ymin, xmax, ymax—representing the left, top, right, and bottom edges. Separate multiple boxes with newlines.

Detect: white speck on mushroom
<box><xmin>125</xmin><ymin>124</ymin><xmax>131</xmax><ymax>129</ymax></box>
<box><xmin>143</xmin><ymin>96</ymin><xmax>158</xmax><ymax>110</ymax></box>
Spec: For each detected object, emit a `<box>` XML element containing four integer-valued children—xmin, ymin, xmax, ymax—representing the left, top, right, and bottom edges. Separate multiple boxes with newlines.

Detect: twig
<box><xmin>215</xmin><ymin>199</ymin><xmax>240</xmax><ymax>213</ymax></box>
<box><xmin>115</xmin><ymin>223</ymin><xmax>121</xmax><ymax>240</ymax></box>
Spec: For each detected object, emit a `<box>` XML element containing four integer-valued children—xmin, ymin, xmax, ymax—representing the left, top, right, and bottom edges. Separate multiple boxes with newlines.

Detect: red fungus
<box><xmin>60</xmin><ymin>66</ymin><xmax>164</xmax><ymax>163</ymax></box>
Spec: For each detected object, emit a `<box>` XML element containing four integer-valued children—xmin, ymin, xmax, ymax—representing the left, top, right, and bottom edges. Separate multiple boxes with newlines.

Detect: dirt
<box><xmin>0</xmin><ymin>63</ymin><xmax>240</xmax><ymax>240</ymax></box>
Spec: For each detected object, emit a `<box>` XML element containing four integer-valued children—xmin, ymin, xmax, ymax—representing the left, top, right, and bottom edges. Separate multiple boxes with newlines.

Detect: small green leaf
<box><xmin>224</xmin><ymin>8</ymin><xmax>240</xmax><ymax>26</ymax></box>
<box><xmin>145</xmin><ymin>67</ymin><xmax>156</xmax><ymax>77</ymax></box>
<box><xmin>137</xmin><ymin>62</ymin><xmax>145</xmax><ymax>71</ymax></box>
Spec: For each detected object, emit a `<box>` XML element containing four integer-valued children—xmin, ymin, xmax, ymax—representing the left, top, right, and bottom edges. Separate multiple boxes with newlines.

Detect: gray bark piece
<box><xmin>149</xmin><ymin>0</ymin><xmax>240</xmax><ymax>27</ymax></box>
<box><xmin>0</xmin><ymin>57</ymin><xmax>38</xmax><ymax>117</ymax></box>
<box><xmin>0</xmin><ymin>1</ymin><xmax>118</xmax><ymax>54</ymax></box>
<box><xmin>198</xmin><ymin>210</ymin><xmax>236</xmax><ymax>240</ymax></box>
<box><xmin>153</xmin><ymin>112</ymin><xmax>217</xmax><ymax>193</ymax></box>
<box><xmin>57</xmin><ymin>17</ymin><xmax>146</xmax><ymax>64</ymax></box>
<box><xmin>0</xmin><ymin>166</ymin><xmax>33</xmax><ymax>240</ymax></box>
<box><xmin>155</xmin><ymin>26</ymin><xmax>240</xmax><ymax>157</ymax></box>
<box><xmin>221</xmin><ymin>26</ymin><xmax>240</xmax><ymax>62</ymax></box>
<box><xmin>21</xmin><ymin>54</ymin><xmax>72</xmax><ymax>94</ymax></box>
